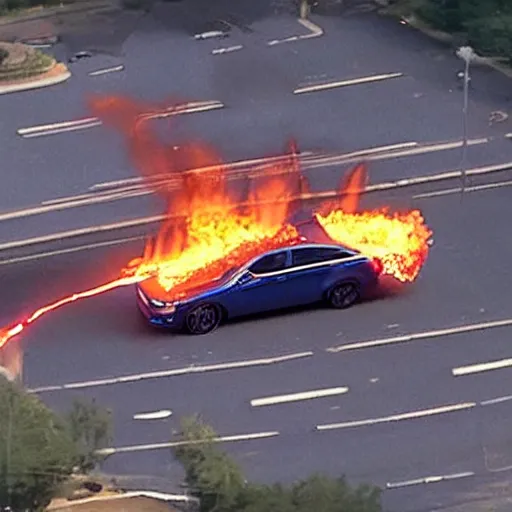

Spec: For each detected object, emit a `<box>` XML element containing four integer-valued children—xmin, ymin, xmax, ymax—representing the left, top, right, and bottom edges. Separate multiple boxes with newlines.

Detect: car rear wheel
<box><xmin>329</xmin><ymin>282</ymin><xmax>360</xmax><ymax>309</ymax></box>
<box><xmin>185</xmin><ymin>304</ymin><xmax>221</xmax><ymax>335</ymax></box>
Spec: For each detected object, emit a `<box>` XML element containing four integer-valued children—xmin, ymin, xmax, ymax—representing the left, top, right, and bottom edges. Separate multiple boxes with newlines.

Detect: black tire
<box><xmin>328</xmin><ymin>282</ymin><xmax>360</xmax><ymax>309</ymax></box>
<box><xmin>185</xmin><ymin>303</ymin><xmax>221</xmax><ymax>335</ymax></box>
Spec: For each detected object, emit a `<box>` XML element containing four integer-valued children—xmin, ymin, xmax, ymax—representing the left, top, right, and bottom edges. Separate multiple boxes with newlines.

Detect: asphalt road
<box><xmin>0</xmin><ymin>7</ymin><xmax>511</xmax><ymax>243</ymax></box>
<box><xmin>0</xmin><ymin>184</ymin><xmax>509</xmax><ymax>511</ymax></box>
<box><xmin>2</xmin><ymin>4</ymin><xmax>512</xmax><ymax>511</ymax></box>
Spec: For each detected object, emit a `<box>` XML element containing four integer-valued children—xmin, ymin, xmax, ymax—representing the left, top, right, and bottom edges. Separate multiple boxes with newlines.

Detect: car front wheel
<box><xmin>185</xmin><ymin>304</ymin><xmax>221</xmax><ymax>334</ymax></box>
<box><xmin>329</xmin><ymin>282</ymin><xmax>360</xmax><ymax>309</ymax></box>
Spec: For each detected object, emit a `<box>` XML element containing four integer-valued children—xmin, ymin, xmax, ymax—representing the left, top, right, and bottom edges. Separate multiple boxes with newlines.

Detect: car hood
<box><xmin>139</xmin><ymin>272</ymin><xmax>233</xmax><ymax>303</ymax></box>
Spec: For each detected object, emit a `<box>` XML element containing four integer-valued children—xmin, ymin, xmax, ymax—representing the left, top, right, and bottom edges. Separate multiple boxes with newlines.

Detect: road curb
<box><xmin>0</xmin><ymin>1</ymin><xmax>116</xmax><ymax>27</ymax></box>
<box><xmin>0</xmin><ymin>63</ymin><xmax>71</xmax><ymax>94</ymax></box>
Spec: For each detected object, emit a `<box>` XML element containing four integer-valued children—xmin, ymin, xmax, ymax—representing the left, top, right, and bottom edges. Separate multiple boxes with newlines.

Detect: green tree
<box><xmin>0</xmin><ymin>377</ymin><xmax>77</xmax><ymax>511</ymax></box>
<box><xmin>173</xmin><ymin>416</ymin><xmax>383</xmax><ymax>512</ymax></box>
<box><xmin>174</xmin><ymin>415</ymin><xmax>245</xmax><ymax>512</ymax></box>
<box><xmin>66</xmin><ymin>398</ymin><xmax>113</xmax><ymax>473</ymax></box>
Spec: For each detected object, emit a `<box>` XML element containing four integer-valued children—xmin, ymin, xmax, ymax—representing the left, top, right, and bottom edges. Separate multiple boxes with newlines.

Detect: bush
<box><xmin>415</xmin><ymin>0</ymin><xmax>464</xmax><ymax>32</ymax></box>
<box><xmin>0</xmin><ymin>47</ymin><xmax>8</xmax><ymax>66</ymax></box>
<box><xmin>466</xmin><ymin>14</ymin><xmax>512</xmax><ymax>62</ymax></box>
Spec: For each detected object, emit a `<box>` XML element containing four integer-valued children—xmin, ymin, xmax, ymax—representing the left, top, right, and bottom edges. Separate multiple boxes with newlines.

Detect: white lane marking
<box><xmin>481</xmin><ymin>395</ymin><xmax>512</xmax><ymax>406</ymax></box>
<box><xmin>133</xmin><ymin>409</ymin><xmax>172</xmax><ymax>420</ymax></box>
<box><xmin>90</xmin><ymin>151</ymin><xmax>315</xmax><ymax>190</ymax></box>
<box><xmin>194</xmin><ymin>30</ymin><xmax>225</xmax><ymax>40</ymax></box>
<box><xmin>0</xmin><ymin>236</ymin><xmax>143</xmax><ymax>266</ymax></box>
<box><xmin>28</xmin><ymin>351</ymin><xmax>314</xmax><ymax>393</ymax></box>
<box><xmin>307</xmin><ymin>137</ymin><xmax>489</xmax><ymax>169</ymax></box>
<box><xmin>268</xmin><ymin>18</ymin><xmax>323</xmax><ymax>46</ymax></box>
<box><xmin>294</xmin><ymin>73</ymin><xmax>404</xmax><ymax>94</ymax></box>
<box><xmin>97</xmin><ymin>431</ymin><xmax>279</xmax><ymax>456</ymax></box>
<box><xmin>453</xmin><ymin>358</ymin><xmax>512</xmax><ymax>377</ymax></box>
<box><xmin>386</xmin><ymin>471</ymin><xmax>474</xmax><ymax>489</ymax></box>
<box><xmin>316</xmin><ymin>402</ymin><xmax>476</xmax><ymax>431</ymax></box>
<box><xmin>17</xmin><ymin>101</ymin><xmax>224</xmax><ymax>138</ymax></box>
<box><xmin>413</xmin><ymin>179</ymin><xmax>512</xmax><ymax>199</ymax></box>
<box><xmin>88</xmin><ymin>65</ymin><xmax>124</xmax><ymax>76</ymax></box>
<box><xmin>327</xmin><ymin>318</ymin><xmax>512</xmax><ymax>353</ymax></box>
<box><xmin>250</xmin><ymin>386</ymin><xmax>349</xmax><ymax>407</ymax></box>
<box><xmin>212</xmin><ymin>45</ymin><xmax>243</xmax><ymax>55</ymax></box>
<box><xmin>2</xmin><ymin>152</ymin><xmax>509</xmax><ymax>253</ymax></box>
<box><xmin>18</xmin><ymin>117</ymin><xmax>99</xmax><ymax>135</ymax></box>
<box><xmin>21</xmin><ymin>121</ymin><xmax>103</xmax><ymax>138</ymax></box>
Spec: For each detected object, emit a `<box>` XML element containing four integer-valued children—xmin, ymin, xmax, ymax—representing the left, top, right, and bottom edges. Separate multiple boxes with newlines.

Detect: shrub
<box><xmin>466</xmin><ymin>14</ymin><xmax>512</xmax><ymax>62</ymax></box>
<box><xmin>0</xmin><ymin>47</ymin><xmax>9</xmax><ymax>66</ymax></box>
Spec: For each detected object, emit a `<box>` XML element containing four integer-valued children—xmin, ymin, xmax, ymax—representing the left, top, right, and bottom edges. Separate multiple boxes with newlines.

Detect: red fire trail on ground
<box><xmin>0</xmin><ymin>95</ymin><xmax>433</xmax><ymax>353</ymax></box>
<box><xmin>0</xmin><ymin>275</ymin><xmax>148</xmax><ymax>349</ymax></box>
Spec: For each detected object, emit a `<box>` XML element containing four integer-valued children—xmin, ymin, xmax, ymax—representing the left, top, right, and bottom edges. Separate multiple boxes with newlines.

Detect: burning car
<box><xmin>136</xmin><ymin>218</ymin><xmax>383</xmax><ymax>334</ymax></box>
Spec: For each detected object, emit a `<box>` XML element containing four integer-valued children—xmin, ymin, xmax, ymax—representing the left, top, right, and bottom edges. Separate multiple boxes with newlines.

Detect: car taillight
<box><xmin>371</xmin><ymin>258</ymin><xmax>383</xmax><ymax>275</ymax></box>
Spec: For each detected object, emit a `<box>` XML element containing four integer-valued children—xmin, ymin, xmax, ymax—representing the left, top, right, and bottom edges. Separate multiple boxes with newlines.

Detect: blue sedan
<box><xmin>136</xmin><ymin>233</ymin><xmax>382</xmax><ymax>335</ymax></box>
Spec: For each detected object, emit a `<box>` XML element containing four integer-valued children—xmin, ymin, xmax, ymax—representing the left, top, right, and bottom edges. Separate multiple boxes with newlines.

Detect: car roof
<box><xmin>241</xmin><ymin>241</ymin><xmax>361</xmax><ymax>270</ymax></box>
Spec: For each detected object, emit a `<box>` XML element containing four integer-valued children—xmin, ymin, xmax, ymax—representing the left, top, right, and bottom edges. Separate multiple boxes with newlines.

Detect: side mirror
<box><xmin>237</xmin><ymin>272</ymin><xmax>252</xmax><ymax>285</ymax></box>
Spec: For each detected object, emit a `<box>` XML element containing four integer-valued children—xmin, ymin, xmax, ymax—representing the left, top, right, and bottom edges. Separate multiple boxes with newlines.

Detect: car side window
<box><xmin>249</xmin><ymin>251</ymin><xmax>288</xmax><ymax>274</ymax></box>
<box><xmin>291</xmin><ymin>247</ymin><xmax>350</xmax><ymax>266</ymax></box>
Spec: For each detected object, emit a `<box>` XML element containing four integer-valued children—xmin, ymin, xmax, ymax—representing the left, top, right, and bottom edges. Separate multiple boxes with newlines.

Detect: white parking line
<box><xmin>481</xmin><ymin>395</ymin><xmax>512</xmax><ymax>406</ymax></box>
<box><xmin>194</xmin><ymin>30</ymin><xmax>226</xmax><ymax>40</ymax></box>
<box><xmin>327</xmin><ymin>318</ymin><xmax>512</xmax><ymax>353</ymax></box>
<box><xmin>21</xmin><ymin>121</ymin><xmax>103</xmax><ymax>138</ymax></box>
<box><xmin>453</xmin><ymin>358</ymin><xmax>512</xmax><ymax>377</ymax></box>
<box><xmin>386</xmin><ymin>471</ymin><xmax>474</xmax><ymax>489</ymax></box>
<box><xmin>212</xmin><ymin>45</ymin><xmax>243</xmax><ymax>55</ymax></box>
<box><xmin>28</xmin><ymin>351</ymin><xmax>314</xmax><ymax>393</ymax></box>
<box><xmin>250</xmin><ymin>386</ymin><xmax>349</xmax><ymax>407</ymax></box>
<box><xmin>294</xmin><ymin>73</ymin><xmax>404</xmax><ymax>94</ymax></box>
<box><xmin>88</xmin><ymin>65</ymin><xmax>124</xmax><ymax>76</ymax></box>
<box><xmin>316</xmin><ymin>402</ymin><xmax>476</xmax><ymax>431</ymax></box>
<box><xmin>133</xmin><ymin>409</ymin><xmax>172</xmax><ymax>420</ymax></box>
<box><xmin>97</xmin><ymin>431</ymin><xmax>280</xmax><ymax>456</ymax></box>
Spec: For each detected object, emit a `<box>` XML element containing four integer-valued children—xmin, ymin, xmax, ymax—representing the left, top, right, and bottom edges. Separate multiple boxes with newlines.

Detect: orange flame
<box><xmin>0</xmin><ymin>95</ymin><xmax>433</xmax><ymax>351</ymax></box>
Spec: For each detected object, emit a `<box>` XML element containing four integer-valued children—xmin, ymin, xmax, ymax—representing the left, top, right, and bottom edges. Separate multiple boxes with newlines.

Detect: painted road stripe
<box><xmin>316</xmin><ymin>402</ymin><xmax>476</xmax><ymax>431</ymax></box>
<box><xmin>97</xmin><ymin>431</ymin><xmax>280</xmax><ymax>456</ymax></box>
<box><xmin>2</xmin><ymin>157</ymin><xmax>511</xmax><ymax>254</ymax></box>
<box><xmin>133</xmin><ymin>409</ymin><xmax>172</xmax><ymax>420</ymax></box>
<box><xmin>413</xmin><ymin>179</ymin><xmax>512</xmax><ymax>199</ymax></box>
<box><xmin>268</xmin><ymin>18</ymin><xmax>323</xmax><ymax>46</ymax></box>
<box><xmin>194</xmin><ymin>30</ymin><xmax>226</xmax><ymax>40</ymax></box>
<box><xmin>293</xmin><ymin>72</ymin><xmax>404</xmax><ymax>94</ymax></box>
<box><xmin>250</xmin><ymin>386</ymin><xmax>349</xmax><ymax>407</ymax></box>
<box><xmin>88</xmin><ymin>65</ymin><xmax>124</xmax><ymax>76</ymax></box>
<box><xmin>18</xmin><ymin>117</ymin><xmax>99</xmax><ymax>135</ymax></box>
<box><xmin>28</xmin><ymin>351</ymin><xmax>314</xmax><ymax>393</ymax></box>
<box><xmin>453</xmin><ymin>358</ymin><xmax>512</xmax><ymax>377</ymax></box>
<box><xmin>327</xmin><ymin>318</ymin><xmax>512</xmax><ymax>353</ymax></box>
<box><xmin>386</xmin><ymin>471</ymin><xmax>474</xmax><ymax>489</ymax></box>
<box><xmin>0</xmin><ymin>236</ymin><xmax>144</xmax><ymax>266</ymax></box>
<box><xmin>16</xmin><ymin>101</ymin><xmax>224</xmax><ymax>137</ymax></box>
<box><xmin>21</xmin><ymin>121</ymin><xmax>103</xmax><ymax>138</ymax></box>
<box><xmin>481</xmin><ymin>394</ymin><xmax>512</xmax><ymax>406</ymax></box>
<box><xmin>212</xmin><ymin>45</ymin><xmax>243</xmax><ymax>55</ymax></box>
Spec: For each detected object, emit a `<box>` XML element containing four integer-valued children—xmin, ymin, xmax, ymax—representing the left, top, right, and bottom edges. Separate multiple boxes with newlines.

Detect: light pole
<box><xmin>456</xmin><ymin>45</ymin><xmax>476</xmax><ymax>196</ymax></box>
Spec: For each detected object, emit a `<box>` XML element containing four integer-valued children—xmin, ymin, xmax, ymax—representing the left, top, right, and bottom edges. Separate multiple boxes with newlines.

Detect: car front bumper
<box><xmin>136</xmin><ymin>287</ymin><xmax>182</xmax><ymax>329</ymax></box>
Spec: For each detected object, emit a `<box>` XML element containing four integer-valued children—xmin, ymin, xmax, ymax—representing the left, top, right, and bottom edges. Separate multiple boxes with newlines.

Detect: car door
<box><xmin>283</xmin><ymin>247</ymin><xmax>349</xmax><ymax>306</ymax></box>
<box><xmin>229</xmin><ymin>250</ymin><xmax>291</xmax><ymax>317</ymax></box>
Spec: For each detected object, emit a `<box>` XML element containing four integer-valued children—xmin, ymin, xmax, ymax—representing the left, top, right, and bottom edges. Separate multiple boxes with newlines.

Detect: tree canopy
<box><xmin>413</xmin><ymin>0</ymin><xmax>512</xmax><ymax>62</ymax></box>
<box><xmin>0</xmin><ymin>377</ymin><xmax>112</xmax><ymax>511</ymax></box>
<box><xmin>173</xmin><ymin>415</ymin><xmax>382</xmax><ymax>512</ymax></box>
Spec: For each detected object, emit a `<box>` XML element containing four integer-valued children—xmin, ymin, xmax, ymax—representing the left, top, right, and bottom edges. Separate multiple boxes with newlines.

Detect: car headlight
<box><xmin>149</xmin><ymin>298</ymin><xmax>177</xmax><ymax>315</ymax></box>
